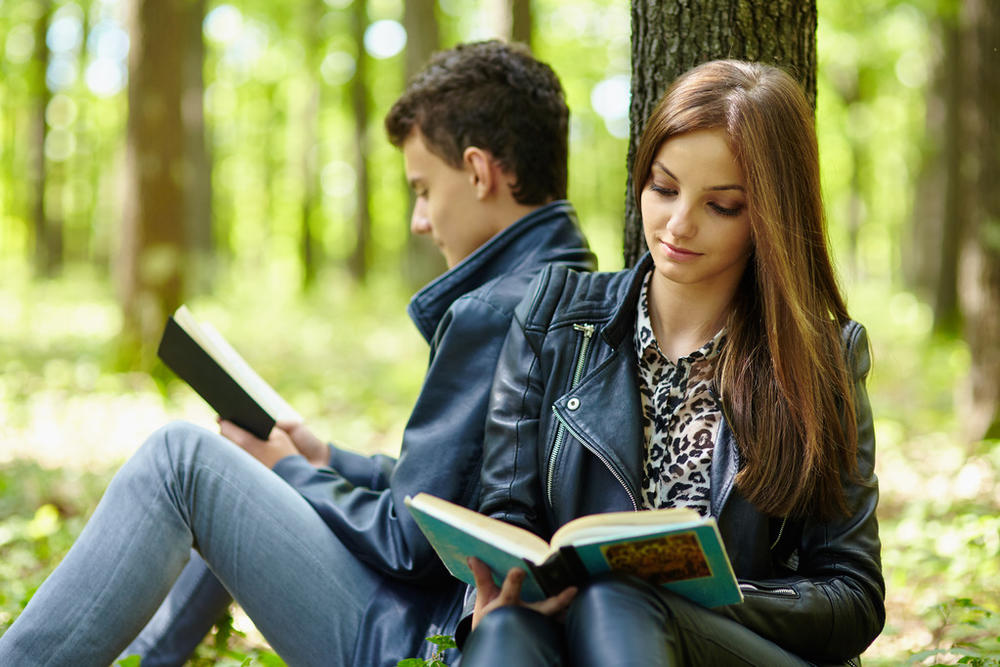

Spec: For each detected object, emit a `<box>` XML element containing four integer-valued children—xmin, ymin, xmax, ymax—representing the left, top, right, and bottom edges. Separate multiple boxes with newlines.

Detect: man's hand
<box><xmin>218</xmin><ymin>419</ymin><xmax>298</xmax><ymax>469</ymax></box>
<box><xmin>468</xmin><ymin>557</ymin><xmax>577</xmax><ymax>631</ymax></box>
<box><xmin>275</xmin><ymin>420</ymin><xmax>329</xmax><ymax>467</ymax></box>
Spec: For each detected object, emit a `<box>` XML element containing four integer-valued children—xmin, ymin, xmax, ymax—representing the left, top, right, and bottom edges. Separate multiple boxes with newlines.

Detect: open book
<box><xmin>157</xmin><ymin>305</ymin><xmax>301</xmax><ymax>440</ymax></box>
<box><xmin>405</xmin><ymin>493</ymin><xmax>742</xmax><ymax>607</ymax></box>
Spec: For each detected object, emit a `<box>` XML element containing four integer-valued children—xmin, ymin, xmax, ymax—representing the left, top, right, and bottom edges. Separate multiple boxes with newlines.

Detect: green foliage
<box><xmin>907</xmin><ymin>599</ymin><xmax>1000</xmax><ymax>666</ymax></box>
<box><xmin>396</xmin><ymin>634</ymin><xmax>456</xmax><ymax>667</ymax></box>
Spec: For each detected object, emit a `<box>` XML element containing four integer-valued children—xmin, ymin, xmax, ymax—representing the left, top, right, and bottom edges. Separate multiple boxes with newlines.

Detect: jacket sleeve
<box><xmin>273</xmin><ymin>295</ymin><xmax>514</xmax><ymax>580</ymax></box>
<box><xmin>478</xmin><ymin>276</ymin><xmax>551</xmax><ymax>538</ymax></box>
<box><xmin>719</xmin><ymin>322</ymin><xmax>886</xmax><ymax>663</ymax></box>
<box><xmin>324</xmin><ymin>444</ymin><xmax>396</xmax><ymax>491</ymax></box>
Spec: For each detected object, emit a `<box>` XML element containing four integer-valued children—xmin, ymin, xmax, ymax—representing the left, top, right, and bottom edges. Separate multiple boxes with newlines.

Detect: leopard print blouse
<box><xmin>634</xmin><ymin>273</ymin><xmax>725</xmax><ymax>517</ymax></box>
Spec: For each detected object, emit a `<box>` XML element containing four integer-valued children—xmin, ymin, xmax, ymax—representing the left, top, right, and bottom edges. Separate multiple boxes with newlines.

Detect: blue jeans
<box><xmin>0</xmin><ymin>422</ymin><xmax>387</xmax><ymax>666</ymax></box>
<box><xmin>121</xmin><ymin>551</ymin><xmax>232</xmax><ymax>666</ymax></box>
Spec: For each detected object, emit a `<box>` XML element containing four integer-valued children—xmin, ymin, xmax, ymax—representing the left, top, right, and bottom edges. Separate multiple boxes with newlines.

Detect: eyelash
<box><xmin>709</xmin><ymin>202</ymin><xmax>743</xmax><ymax>217</ymax></box>
<box><xmin>648</xmin><ymin>184</ymin><xmax>744</xmax><ymax>217</ymax></box>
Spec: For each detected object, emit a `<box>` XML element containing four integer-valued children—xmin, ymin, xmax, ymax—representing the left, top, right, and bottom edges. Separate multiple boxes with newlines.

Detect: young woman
<box><xmin>460</xmin><ymin>60</ymin><xmax>885</xmax><ymax>666</ymax></box>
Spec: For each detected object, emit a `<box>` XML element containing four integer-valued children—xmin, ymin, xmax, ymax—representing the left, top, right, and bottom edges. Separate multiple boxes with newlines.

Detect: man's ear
<box><xmin>463</xmin><ymin>147</ymin><xmax>496</xmax><ymax>200</ymax></box>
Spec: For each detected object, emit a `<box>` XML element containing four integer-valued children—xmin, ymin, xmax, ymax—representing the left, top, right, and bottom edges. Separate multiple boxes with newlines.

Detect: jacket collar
<box><xmin>407</xmin><ymin>200</ymin><xmax>590</xmax><ymax>342</ymax></box>
<box><xmin>601</xmin><ymin>252</ymin><xmax>655</xmax><ymax>347</ymax></box>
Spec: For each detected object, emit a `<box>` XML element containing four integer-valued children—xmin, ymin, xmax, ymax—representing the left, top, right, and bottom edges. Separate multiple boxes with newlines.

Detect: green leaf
<box><xmin>115</xmin><ymin>657</ymin><xmax>142</xmax><ymax>667</ymax></box>
<box><xmin>396</xmin><ymin>659</ymin><xmax>427</xmax><ymax>667</ymax></box>
<box><xmin>426</xmin><ymin>634</ymin><xmax>457</xmax><ymax>650</ymax></box>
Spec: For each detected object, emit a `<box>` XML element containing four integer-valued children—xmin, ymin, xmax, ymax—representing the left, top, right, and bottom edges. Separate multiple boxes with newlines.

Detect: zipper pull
<box><xmin>573</xmin><ymin>323</ymin><xmax>595</xmax><ymax>337</ymax></box>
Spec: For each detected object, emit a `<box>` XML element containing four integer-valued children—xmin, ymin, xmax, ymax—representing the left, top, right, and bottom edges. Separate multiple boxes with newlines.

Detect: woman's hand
<box><xmin>468</xmin><ymin>557</ymin><xmax>577</xmax><ymax>630</ymax></box>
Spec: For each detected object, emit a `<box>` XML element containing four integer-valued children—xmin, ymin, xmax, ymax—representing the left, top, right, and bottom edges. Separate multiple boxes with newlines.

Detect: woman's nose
<box><xmin>665</xmin><ymin>202</ymin><xmax>696</xmax><ymax>239</ymax></box>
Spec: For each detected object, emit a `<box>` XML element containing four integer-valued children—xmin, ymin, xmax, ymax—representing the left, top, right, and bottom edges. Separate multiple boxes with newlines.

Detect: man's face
<box><xmin>402</xmin><ymin>129</ymin><xmax>496</xmax><ymax>268</ymax></box>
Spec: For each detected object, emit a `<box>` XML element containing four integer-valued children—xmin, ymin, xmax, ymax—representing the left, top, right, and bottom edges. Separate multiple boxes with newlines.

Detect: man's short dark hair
<box><xmin>384</xmin><ymin>40</ymin><xmax>568</xmax><ymax>205</ymax></box>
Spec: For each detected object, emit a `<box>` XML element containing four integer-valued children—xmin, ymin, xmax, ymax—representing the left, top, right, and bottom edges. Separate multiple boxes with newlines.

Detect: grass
<box><xmin>1</xmin><ymin>262</ymin><xmax>998</xmax><ymax>665</ymax></box>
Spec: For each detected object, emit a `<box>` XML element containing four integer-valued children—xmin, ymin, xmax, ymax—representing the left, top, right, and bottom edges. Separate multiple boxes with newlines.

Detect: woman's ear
<box><xmin>463</xmin><ymin>146</ymin><xmax>495</xmax><ymax>200</ymax></box>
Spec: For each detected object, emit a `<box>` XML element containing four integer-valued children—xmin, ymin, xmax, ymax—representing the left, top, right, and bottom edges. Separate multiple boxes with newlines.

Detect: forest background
<box><xmin>1</xmin><ymin>0</ymin><xmax>998</xmax><ymax>665</ymax></box>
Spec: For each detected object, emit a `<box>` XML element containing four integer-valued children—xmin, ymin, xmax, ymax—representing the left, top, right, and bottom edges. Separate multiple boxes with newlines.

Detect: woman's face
<box><xmin>641</xmin><ymin>128</ymin><xmax>753</xmax><ymax>297</ymax></box>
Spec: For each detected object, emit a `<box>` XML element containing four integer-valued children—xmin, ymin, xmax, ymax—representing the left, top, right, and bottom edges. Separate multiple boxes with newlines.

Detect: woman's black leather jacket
<box><xmin>479</xmin><ymin>255</ymin><xmax>885</xmax><ymax>664</ymax></box>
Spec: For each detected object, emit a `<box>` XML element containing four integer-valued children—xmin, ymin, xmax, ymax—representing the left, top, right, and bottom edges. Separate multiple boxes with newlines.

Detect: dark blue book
<box><xmin>405</xmin><ymin>493</ymin><xmax>743</xmax><ymax>607</ymax></box>
<box><xmin>157</xmin><ymin>305</ymin><xmax>301</xmax><ymax>440</ymax></box>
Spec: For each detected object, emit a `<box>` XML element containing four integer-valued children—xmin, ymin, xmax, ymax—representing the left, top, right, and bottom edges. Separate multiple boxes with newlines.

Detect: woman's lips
<box><xmin>661</xmin><ymin>240</ymin><xmax>702</xmax><ymax>261</ymax></box>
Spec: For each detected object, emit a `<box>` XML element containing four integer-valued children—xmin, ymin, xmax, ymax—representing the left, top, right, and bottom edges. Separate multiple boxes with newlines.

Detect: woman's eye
<box><xmin>709</xmin><ymin>202</ymin><xmax>744</xmax><ymax>217</ymax></box>
<box><xmin>649</xmin><ymin>184</ymin><xmax>677</xmax><ymax>196</ymax></box>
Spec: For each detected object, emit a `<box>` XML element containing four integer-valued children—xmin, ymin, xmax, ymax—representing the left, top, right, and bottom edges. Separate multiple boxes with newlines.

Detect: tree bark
<box><xmin>958</xmin><ymin>0</ymin><xmax>1000</xmax><ymax>440</ymax></box>
<box><xmin>625</xmin><ymin>0</ymin><xmax>816</xmax><ymax>267</ymax></box>
<box><xmin>119</xmin><ymin>0</ymin><xmax>189</xmax><ymax>367</ymax></box>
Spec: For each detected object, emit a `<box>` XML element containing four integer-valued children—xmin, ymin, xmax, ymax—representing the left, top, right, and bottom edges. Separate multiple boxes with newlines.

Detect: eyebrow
<box><xmin>652</xmin><ymin>161</ymin><xmax>745</xmax><ymax>193</ymax></box>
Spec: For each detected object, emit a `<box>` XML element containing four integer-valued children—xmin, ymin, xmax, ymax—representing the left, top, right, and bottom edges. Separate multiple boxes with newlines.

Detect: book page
<box><xmin>174</xmin><ymin>306</ymin><xmax>302</xmax><ymax>423</ymax></box>
<box><xmin>550</xmin><ymin>507</ymin><xmax>701</xmax><ymax>550</ymax></box>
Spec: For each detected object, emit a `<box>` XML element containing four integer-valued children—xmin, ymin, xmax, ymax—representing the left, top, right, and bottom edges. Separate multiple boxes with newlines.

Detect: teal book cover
<box><xmin>405</xmin><ymin>495</ymin><xmax>552</xmax><ymax>601</ymax></box>
<box><xmin>405</xmin><ymin>493</ymin><xmax>743</xmax><ymax>607</ymax></box>
<box><xmin>570</xmin><ymin>522</ymin><xmax>743</xmax><ymax>607</ymax></box>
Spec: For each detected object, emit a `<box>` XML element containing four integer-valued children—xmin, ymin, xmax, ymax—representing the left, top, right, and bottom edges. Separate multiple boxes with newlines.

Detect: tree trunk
<box><xmin>347</xmin><ymin>0</ymin><xmax>372</xmax><ymax>282</ymax></box>
<box><xmin>118</xmin><ymin>0</ymin><xmax>189</xmax><ymax>368</ymax></box>
<box><xmin>902</xmin><ymin>18</ymin><xmax>955</xmax><ymax>304</ymax></box>
<box><xmin>958</xmin><ymin>0</ymin><xmax>1000</xmax><ymax>440</ymax></box>
<box><xmin>183</xmin><ymin>0</ymin><xmax>213</xmax><ymax>296</ymax></box>
<box><xmin>29</xmin><ymin>0</ymin><xmax>59</xmax><ymax>277</ymax></box>
<box><xmin>402</xmin><ymin>0</ymin><xmax>445</xmax><ymax>288</ymax></box>
<box><xmin>300</xmin><ymin>0</ymin><xmax>325</xmax><ymax>290</ymax></box>
<box><xmin>625</xmin><ymin>0</ymin><xmax>817</xmax><ymax>267</ymax></box>
<box><xmin>511</xmin><ymin>0</ymin><xmax>533</xmax><ymax>46</ymax></box>
<box><xmin>932</xmin><ymin>19</ymin><xmax>965</xmax><ymax>333</ymax></box>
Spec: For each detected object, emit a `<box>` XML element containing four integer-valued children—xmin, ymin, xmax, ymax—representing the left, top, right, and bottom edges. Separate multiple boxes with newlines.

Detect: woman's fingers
<box><xmin>468</xmin><ymin>557</ymin><xmax>499</xmax><ymax>597</ymax></box>
<box><xmin>530</xmin><ymin>585</ymin><xmax>578</xmax><ymax>617</ymax></box>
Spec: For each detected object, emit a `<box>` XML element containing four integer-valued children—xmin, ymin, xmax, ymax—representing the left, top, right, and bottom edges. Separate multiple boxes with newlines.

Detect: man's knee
<box><xmin>138</xmin><ymin>420</ymin><xmax>229</xmax><ymax>471</ymax></box>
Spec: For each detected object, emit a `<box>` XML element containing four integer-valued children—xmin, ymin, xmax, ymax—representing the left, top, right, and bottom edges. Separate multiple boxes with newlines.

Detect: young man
<box><xmin>0</xmin><ymin>41</ymin><xmax>594</xmax><ymax>666</ymax></box>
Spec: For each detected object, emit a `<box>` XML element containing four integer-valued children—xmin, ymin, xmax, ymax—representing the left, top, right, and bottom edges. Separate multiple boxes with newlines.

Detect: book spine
<box><xmin>533</xmin><ymin>546</ymin><xmax>590</xmax><ymax>596</ymax></box>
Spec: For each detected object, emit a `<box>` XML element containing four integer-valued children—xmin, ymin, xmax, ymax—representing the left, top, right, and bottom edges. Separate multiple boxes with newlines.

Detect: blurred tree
<box><xmin>300</xmin><ymin>0</ymin><xmax>326</xmax><ymax>290</ymax></box>
<box><xmin>908</xmin><ymin>0</ymin><xmax>999</xmax><ymax>439</ymax></box>
<box><xmin>624</xmin><ymin>0</ymin><xmax>817</xmax><ymax>267</ymax></box>
<box><xmin>511</xmin><ymin>0</ymin><xmax>532</xmax><ymax>46</ymax></box>
<box><xmin>29</xmin><ymin>0</ymin><xmax>60</xmax><ymax>277</ymax></box>
<box><xmin>904</xmin><ymin>11</ymin><xmax>959</xmax><ymax>305</ymax></box>
<box><xmin>487</xmin><ymin>0</ymin><xmax>532</xmax><ymax>45</ymax></box>
<box><xmin>958</xmin><ymin>0</ymin><xmax>1000</xmax><ymax>439</ymax></box>
<box><xmin>184</xmin><ymin>0</ymin><xmax>213</xmax><ymax>295</ymax></box>
<box><xmin>118</xmin><ymin>0</ymin><xmax>204</xmax><ymax>368</ymax></box>
<box><xmin>348</xmin><ymin>0</ymin><xmax>373</xmax><ymax>281</ymax></box>
<box><xmin>401</xmin><ymin>0</ymin><xmax>446</xmax><ymax>289</ymax></box>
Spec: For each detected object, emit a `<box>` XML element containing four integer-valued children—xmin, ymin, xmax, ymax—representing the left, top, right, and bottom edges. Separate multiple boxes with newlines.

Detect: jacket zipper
<box><xmin>546</xmin><ymin>324</ymin><xmax>595</xmax><ymax>504</ymax></box>
<box><xmin>738</xmin><ymin>581</ymin><xmax>797</xmax><ymax>597</ymax></box>
<box><xmin>552</xmin><ymin>409</ymin><xmax>638</xmax><ymax>509</ymax></box>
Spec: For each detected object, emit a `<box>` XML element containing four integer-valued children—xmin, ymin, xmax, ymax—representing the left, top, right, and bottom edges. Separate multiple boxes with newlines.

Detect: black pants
<box><xmin>460</xmin><ymin>575</ymin><xmax>811</xmax><ymax>666</ymax></box>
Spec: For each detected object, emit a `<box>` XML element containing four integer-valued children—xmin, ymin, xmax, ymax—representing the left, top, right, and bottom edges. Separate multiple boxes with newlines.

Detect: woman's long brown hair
<box><xmin>632</xmin><ymin>60</ymin><xmax>857</xmax><ymax>520</ymax></box>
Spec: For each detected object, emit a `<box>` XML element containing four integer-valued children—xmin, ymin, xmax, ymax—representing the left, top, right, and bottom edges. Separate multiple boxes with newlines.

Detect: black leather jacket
<box><xmin>272</xmin><ymin>201</ymin><xmax>595</xmax><ymax>665</ymax></box>
<box><xmin>479</xmin><ymin>255</ymin><xmax>885</xmax><ymax>664</ymax></box>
